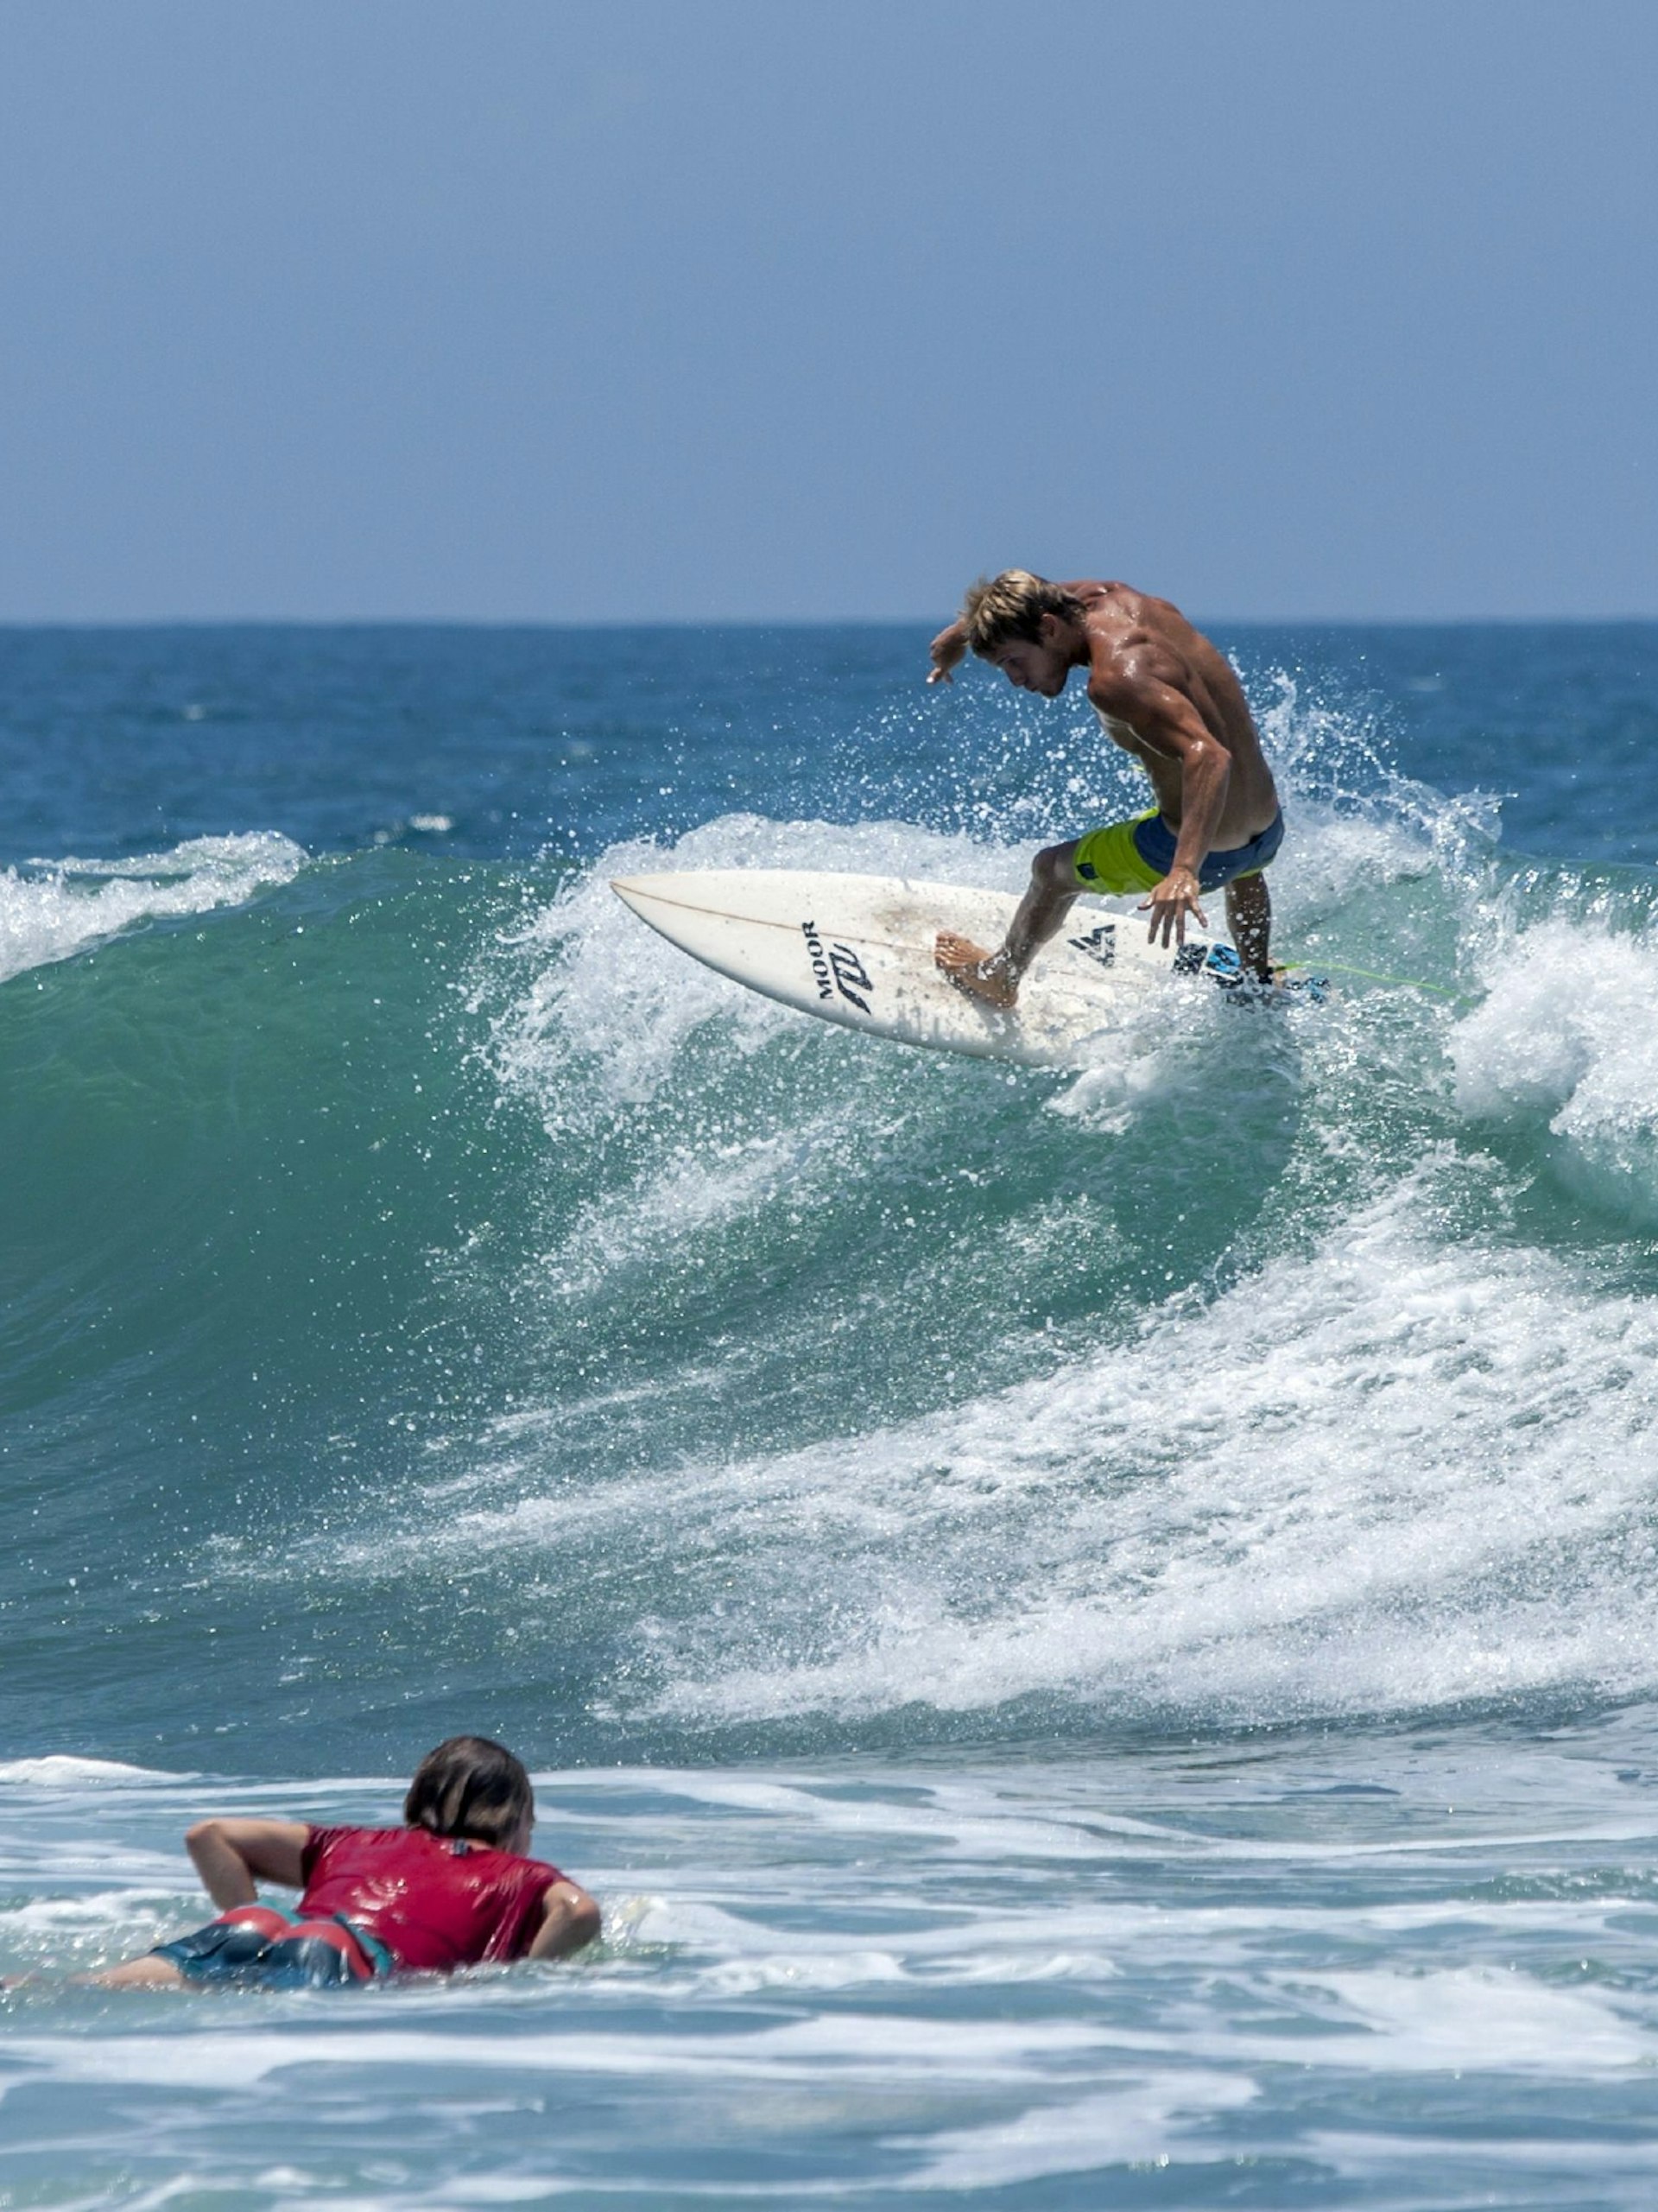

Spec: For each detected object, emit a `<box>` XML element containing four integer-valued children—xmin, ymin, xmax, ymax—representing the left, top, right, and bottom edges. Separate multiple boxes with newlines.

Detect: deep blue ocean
<box><xmin>4</xmin><ymin>621</ymin><xmax>1658</xmax><ymax>2205</ymax></box>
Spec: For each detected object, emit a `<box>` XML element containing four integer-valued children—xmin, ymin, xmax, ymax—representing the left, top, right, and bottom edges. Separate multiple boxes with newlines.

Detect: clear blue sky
<box><xmin>1</xmin><ymin>0</ymin><xmax>1653</xmax><ymax>622</ymax></box>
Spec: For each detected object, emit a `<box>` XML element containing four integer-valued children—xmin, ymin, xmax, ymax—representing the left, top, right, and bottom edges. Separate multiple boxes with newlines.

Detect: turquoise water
<box><xmin>3</xmin><ymin>624</ymin><xmax>1658</xmax><ymax>2203</ymax></box>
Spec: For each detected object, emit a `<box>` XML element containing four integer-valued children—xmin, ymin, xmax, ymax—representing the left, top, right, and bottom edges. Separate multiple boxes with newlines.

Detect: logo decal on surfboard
<box><xmin>1175</xmin><ymin>941</ymin><xmax>1238</xmax><ymax>982</ymax></box>
<box><xmin>801</xmin><ymin>920</ymin><xmax>874</xmax><ymax>1014</ymax></box>
<box><xmin>1067</xmin><ymin>922</ymin><xmax>1117</xmax><ymax>967</ymax></box>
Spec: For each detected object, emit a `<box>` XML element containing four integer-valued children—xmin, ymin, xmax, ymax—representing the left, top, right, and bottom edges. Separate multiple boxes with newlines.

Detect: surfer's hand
<box><xmin>1139</xmin><ymin>869</ymin><xmax>1207</xmax><ymax>948</ymax></box>
<box><xmin>927</xmin><ymin>623</ymin><xmax>967</xmax><ymax>685</ymax></box>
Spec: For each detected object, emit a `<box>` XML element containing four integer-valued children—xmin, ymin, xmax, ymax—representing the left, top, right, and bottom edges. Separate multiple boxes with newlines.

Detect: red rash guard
<box><xmin>298</xmin><ymin>1826</ymin><xmax>562</xmax><ymax>1973</ymax></box>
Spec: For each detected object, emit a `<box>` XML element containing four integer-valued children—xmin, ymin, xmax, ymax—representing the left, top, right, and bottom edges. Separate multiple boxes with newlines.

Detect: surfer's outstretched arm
<box><xmin>935</xmin><ymin>840</ymin><xmax>1081</xmax><ymax>1010</ymax></box>
<box><xmin>926</xmin><ymin>621</ymin><xmax>969</xmax><ymax>684</ymax></box>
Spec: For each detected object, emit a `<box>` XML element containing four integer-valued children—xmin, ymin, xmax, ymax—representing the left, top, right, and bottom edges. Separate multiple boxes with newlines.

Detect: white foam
<box><xmin>0</xmin><ymin>1888</ymin><xmax>184</xmax><ymax>1930</ymax></box>
<box><xmin>1452</xmin><ymin>916</ymin><xmax>1658</xmax><ymax>1218</ymax></box>
<box><xmin>911</xmin><ymin>2071</ymin><xmax>1256</xmax><ymax>2187</ymax></box>
<box><xmin>537</xmin><ymin>1114</ymin><xmax>852</xmax><ymax>1297</ymax></box>
<box><xmin>0</xmin><ymin>1757</ymin><xmax>186</xmax><ymax>1787</ymax></box>
<box><xmin>0</xmin><ymin>2015</ymin><xmax>1116</xmax><ymax>2101</ymax></box>
<box><xmin>611</xmin><ymin>1158</ymin><xmax>1658</xmax><ymax>1726</ymax></box>
<box><xmin>0</xmin><ymin>833</ymin><xmax>307</xmax><ymax>985</ymax></box>
<box><xmin>1276</xmin><ymin>1965</ymin><xmax>1650</xmax><ymax>2075</ymax></box>
<box><xmin>331</xmin><ymin>1148</ymin><xmax>1658</xmax><ymax>1730</ymax></box>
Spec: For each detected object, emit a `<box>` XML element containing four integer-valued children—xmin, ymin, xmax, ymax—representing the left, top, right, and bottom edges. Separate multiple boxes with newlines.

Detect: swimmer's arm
<box><xmin>185</xmin><ymin>1817</ymin><xmax>311</xmax><ymax>1908</ymax></box>
<box><xmin>527</xmin><ymin>1877</ymin><xmax>601</xmax><ymax>1961</ymax></box>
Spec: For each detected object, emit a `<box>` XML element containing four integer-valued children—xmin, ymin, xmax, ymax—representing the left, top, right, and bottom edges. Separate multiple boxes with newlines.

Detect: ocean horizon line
<box><xmin>3</xmin><ymin>611</ymin><xmax>1657</xmax><ymax>633</ymax></box>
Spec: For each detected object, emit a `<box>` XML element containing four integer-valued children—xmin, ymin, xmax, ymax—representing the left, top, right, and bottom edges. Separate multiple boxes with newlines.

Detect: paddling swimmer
<box><xmin>927</xmin><ymin>573</ymin><xmax>1284</xmax><ymax>998</ymax></box>
<box><xmin>89</xmin><ymin>1734</ymin><xmax>599</xmax><ymax>1989</ymax></box>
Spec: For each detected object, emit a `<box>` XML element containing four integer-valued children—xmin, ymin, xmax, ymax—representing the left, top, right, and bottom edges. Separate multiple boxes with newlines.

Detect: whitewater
<box><xmin>3</xmin><ymin>620</ymin><xmax>1658</xmax><ymax>2205</ymax></box>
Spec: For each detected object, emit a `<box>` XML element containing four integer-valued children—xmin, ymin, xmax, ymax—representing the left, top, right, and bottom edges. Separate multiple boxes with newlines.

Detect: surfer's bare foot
<box><xmin>934</xmin><ymin>932</ymin><xmax>1020</xmax><ymax>1009</ymax></box>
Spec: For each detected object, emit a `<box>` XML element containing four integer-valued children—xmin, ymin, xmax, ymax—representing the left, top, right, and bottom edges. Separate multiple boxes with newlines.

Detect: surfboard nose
<box><xmin>612</xmin><ymin>872</ymin><xmax>688</xmax><ymax>912</ymax></box>
<box><xmin>611</xmin><ymin>875</ymin><xmax>670</xmax><ymax>922</ymax></box>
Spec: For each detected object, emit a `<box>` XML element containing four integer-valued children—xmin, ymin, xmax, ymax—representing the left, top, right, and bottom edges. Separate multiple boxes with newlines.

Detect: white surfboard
<box><xmin>611</xmin><ymin>869</ymin><xmax>1251</xmax><ymax>1068</ymax></box>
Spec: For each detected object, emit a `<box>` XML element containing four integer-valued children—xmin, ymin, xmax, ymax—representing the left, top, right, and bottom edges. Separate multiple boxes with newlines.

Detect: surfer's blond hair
<box><xmin>960</xmin><ymin>571</ymin><xmax>1085</xmax><ymax>656</ymax></box>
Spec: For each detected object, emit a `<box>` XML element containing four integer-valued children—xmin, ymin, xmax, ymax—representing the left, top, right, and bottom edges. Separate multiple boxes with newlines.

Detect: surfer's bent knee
<box><xmin>1031</xmin><ymin>841</ymin><xmax>1081</xmax><ymax>895</ymax></box>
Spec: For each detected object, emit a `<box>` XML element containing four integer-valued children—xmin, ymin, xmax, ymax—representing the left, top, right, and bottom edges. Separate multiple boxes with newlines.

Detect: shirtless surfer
<box><xmin>927</xmin><ymin>572</ymin><xmax>1283</xmax><ymax>999</ymax></box>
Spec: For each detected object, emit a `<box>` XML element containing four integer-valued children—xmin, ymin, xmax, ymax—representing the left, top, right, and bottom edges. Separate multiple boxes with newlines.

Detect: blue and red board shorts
<box><xmin>150</xmin><ymin>1902</ymin><xmax>394</xmax><ymax>1989</ymax></box>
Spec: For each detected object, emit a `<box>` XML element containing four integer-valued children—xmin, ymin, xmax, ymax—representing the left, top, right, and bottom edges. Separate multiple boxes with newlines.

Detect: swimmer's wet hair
<box><xmin>404</xmin><ymin>1735</ymin><xmax>534</xmax><ymax>1848</ymax></box>
<box><xmin>960</xmin><ymin>570</ymin><xmax>1085</xmax><ymax>656</ymax></box>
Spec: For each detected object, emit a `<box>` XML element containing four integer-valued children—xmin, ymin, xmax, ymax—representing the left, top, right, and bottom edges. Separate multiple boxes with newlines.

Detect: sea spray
<box><xmin>0</xmin><ymin>833</ymin><xmax>306</xmax><ymax>985</ymax></box>
<box><xmin>7</xmin><ymin>624</ymin><xmax>1658</xmax><ymax>2205</ymax></box>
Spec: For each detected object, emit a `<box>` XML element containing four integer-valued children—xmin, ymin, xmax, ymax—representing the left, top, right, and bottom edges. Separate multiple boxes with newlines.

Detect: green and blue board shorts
<box><xmin>1073</xmin><ymin>808</ymin><xmax>1285</xmax><ymax>896</ymax></box>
